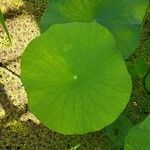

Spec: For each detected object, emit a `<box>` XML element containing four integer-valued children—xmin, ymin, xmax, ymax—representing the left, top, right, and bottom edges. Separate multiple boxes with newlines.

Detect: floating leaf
<box><xmin>40</xmin><ymin>0</ymin><xmax>149</xmax><ymax>59</ymax></box>
<box><xmin>21</xmin><ymin>23</ymin><xmax>132</xmax><ymax>134</ymax></box>
<box><xmin>106</xmin><ymin>114</ymin><xmax>133</xmax><ymax>149</ymax></box>
<box><xmin>125</xmin><ymin>115</ymin><xmax>150</xmax><ymax>150</ymax></box>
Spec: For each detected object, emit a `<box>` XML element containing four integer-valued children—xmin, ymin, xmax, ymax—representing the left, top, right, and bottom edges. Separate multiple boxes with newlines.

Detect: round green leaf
<box><xmin>145</xmin><ymin>72</ymin><xmax>150</xmax><ymax>93</ymax></box>
<box><xmin>21</xmin><ymin>23</ymin><xmax>132</xmax><ymax>134</ymax></box>
<box><xmin>40</xmin><ymin>0</ymin><xmax>149</xmax><ymax>58</ymax></box>
<box><xmin>125</xmin><ymin>115</ymin><xmax>150</xmax><ymax>150</ymax></box>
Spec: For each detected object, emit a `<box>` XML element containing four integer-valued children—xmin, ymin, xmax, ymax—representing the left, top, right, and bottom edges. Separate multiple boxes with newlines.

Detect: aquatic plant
<box><xmin>21</xmin><ymin>0</ymin><xmax>149</xmax><ymax>135</ymax></box>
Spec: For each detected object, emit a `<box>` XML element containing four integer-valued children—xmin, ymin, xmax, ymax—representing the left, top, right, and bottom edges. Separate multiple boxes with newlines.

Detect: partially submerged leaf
<box><xmin>125</xmin><ymin>115</ymin><xmax>150</xmax><ymax>150</ymax></box>
<box><xmin>106</xmin><ymin>114</ymin><xmax>133</xmax><ymax>149</ymax></box>
<box><xmin>40</xmin><ymin>0</ymin><xmax>149</xmax><ymax>58</ymax></box>
<box><xmin>21</xmin><ymin>23</ymin><xmax>132</xmax><ymax>134</ymax></box>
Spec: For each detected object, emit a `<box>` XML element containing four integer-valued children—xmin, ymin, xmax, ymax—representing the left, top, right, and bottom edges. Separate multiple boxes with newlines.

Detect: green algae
<box><xmin>5</xmin><ymin>120</ymin><xmax>29</xmax><ymax>136</ymax></box>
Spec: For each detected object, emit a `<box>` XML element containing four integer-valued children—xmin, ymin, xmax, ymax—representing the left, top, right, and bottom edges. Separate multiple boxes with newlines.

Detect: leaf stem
<box><xmin>0</xmin><ymin>10</ymin><xmax>11</xmax><ymax>43</ymax></box>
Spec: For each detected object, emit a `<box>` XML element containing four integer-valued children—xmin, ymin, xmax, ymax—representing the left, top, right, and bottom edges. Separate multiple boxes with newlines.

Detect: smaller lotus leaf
<box><xmin>106</xmin><ymin>114</ymin><xmax>133</xmax><ymax>149</ymax></box>
<box><xmin>40</xmin><ymin>0</ymin><xmax>149</xmax><ymax>58</ymax></box>
<box><xmin>125</xmin><ymin>115</ymin><xmax>150</xmax><ymax>150</ymax></box>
